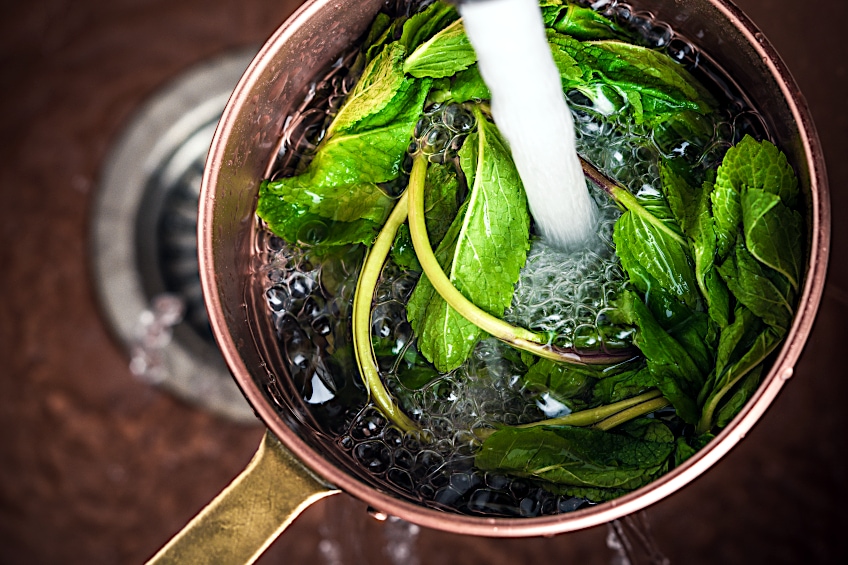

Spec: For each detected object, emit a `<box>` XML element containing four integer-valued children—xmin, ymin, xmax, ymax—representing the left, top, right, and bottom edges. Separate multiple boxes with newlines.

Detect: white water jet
<box><xmin>458</xmin><ymin>0</ymin><xmax>599</xmax><ymax>251</ymax></box>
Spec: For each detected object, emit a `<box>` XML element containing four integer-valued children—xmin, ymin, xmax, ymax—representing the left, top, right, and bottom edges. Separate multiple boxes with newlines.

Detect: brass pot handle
<box><xmin>146</xmin><ymin>430</ymin><xmax>340</xmax><ymax>564</ymax></box>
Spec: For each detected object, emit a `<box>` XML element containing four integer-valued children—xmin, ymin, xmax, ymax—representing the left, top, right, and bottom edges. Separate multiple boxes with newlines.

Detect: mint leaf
<box><xmin>592</xmin><ymin>365</ymin><xmax>655</xmax><ymax>405</ymax></box>
<box><xmin>718</xmin><ymin>242</ymin><xmax>794</xmax><ymax>332</ymax></box>
<box><xmin>404</xmin><ymin>19</ymin><xmax>477</xmax><ymax>78</ymax></box>
<box><xmin>255</xmin><ymin>192</ymin><xmax>385</xmax><ymax>246</ymax></box>
<box><xmin>699</xmin><ymin>326</ymin><xmax>780</xmax><ymax>432</ymax></box>
<box><xmin>476</xmin><ymin>425</ymin><xmax>674</xmax><ymax>495</ymax></box>
<box><xmin>659</xmin><ymin>163</ymin><xmax>730</xmax><ymax>326</ymax></box>
<box><xmin>390</xmin><ymin>223</ymin><xmax>419</xmax><ymax>271</ymax></box>
<box><xmin>522</xmin><ymin>358</ymin><xmax>598</xmax><ymax>408</ymax></box>
<box><xmin>405</xmin><ymin>200</ymin><xmax>483</xmax><ymax>371</ymax></box>
<box><xmin>546</xmin><ymin>31</ymin><xmax>715</xmax><ymax>125</ymax></box>
<box><xmin>407</xmin><ymin>119</ymin><xmax>531</xmax><ymax>372</ymax></box>
<box><xmin>399</xmin><ymin>1</ymin><xmax>459</xmax><ymax>52</ymax></box>
<box><xmin>540</xmin><ymin>1</ymin><xmax>628</xmax><ymax>41</ymax></box>
<box><xmin>712</xmin><ymin>135</ymin><xmax>799</xmax><ymax>259</ymax></box>
<box><xmin>329</xmin><ymin>43</ymin><xmax>408</xmax><ymax>135</ymax></box>
<box><xmin>715</xmin><ymin>365</ymin><xmax>763</xmax><ymax>428</ymax></box>
<box><xmin>447</xmin><ymin>65</ymin><xmax>491</xmax><ymax>103</ymax></box>
<box><xmin>613</xmin><ymin>190</ymin><xmax>701</xmax><ymax>311</ymax></box>
<box><xmin>742</xmin><ymin>186</ymin><xmax>804</xmax><ymax>290</ymax></box>
<box><xmin>258</xmin><ymin>66</ymin><xmax>432</xmax><ymax>248</ymax></box>
<box><xmin>611</xmin><ymin>291</ymin><xmax>706</xmax><ymax>425</ymax></box>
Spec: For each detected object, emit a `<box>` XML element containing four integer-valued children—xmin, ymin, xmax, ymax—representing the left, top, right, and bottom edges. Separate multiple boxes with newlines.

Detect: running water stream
<box><xmin>458</xmin><ymin>0</ymin><xmax>599</xmax><ymax>251</ymax></box>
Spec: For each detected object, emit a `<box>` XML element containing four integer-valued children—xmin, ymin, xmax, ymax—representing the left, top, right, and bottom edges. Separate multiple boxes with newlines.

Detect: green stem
<box><xmin>407</xmin><ymin>153</ymin><xmax>615</xmax><ymax>366</ymax></box>
<box><xmin>696</xmin><ymin>336</ymin><xmax>779</xmax><ymax>434</ymax></box>
<box><xmin>593</xmin><ymin>397</ymin><xmax>671</xmax><ymax>431</ymax></box>
<box><xmin>580</xmin><ymin>158</ymin><xmax>687</xmax><ymax>247</ymax></box>
<box><xmin>516</xmin><ymin>389</ymin><xmax>663</xmax><ymax>429</ymax></box>
<box><xmin>352</xmin><ymin>190</ymin><xmax>419</xmax><ymax>434</ymax></box>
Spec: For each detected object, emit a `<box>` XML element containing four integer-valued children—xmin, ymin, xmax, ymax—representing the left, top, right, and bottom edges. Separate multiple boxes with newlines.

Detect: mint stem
<box><xmin>517</xmin><ymin>389</ymin><xmax>664</xmax><ymax>429</ymax></box>
<box><xmin>352</xmin><ymin>190</ymin><xmax>420</xmax><ymax>434</ymax></box>
<box><xmin>593</xmin><ymin>396</ymin><xmax>671</xmax><ymax>431</ymax></box>
<box><xmin>408</xmin><ymin>153</ymin><xmax>630</xmax><ymax>365</ymax></box>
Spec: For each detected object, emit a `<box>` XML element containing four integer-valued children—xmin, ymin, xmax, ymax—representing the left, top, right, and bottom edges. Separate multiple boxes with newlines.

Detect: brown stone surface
<box><xmin>0</xmin><ymin>0</ymin><xmax>846</xmax><ymax>563</ymax></box>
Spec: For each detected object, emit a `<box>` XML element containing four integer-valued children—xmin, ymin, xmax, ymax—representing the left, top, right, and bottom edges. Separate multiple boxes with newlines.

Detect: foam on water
<box><xmin>459</xmin><ymin>0</ymin><xmax>599</xmax><ymax>252</ymax></box>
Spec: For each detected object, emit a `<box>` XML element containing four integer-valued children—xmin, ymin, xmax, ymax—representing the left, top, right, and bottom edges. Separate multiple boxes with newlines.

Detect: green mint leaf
<box><xmin>447</xmin><ymin>65</ymin><xmax>491</xmax><ymax>104</ymax></box>
<box><xmin>619</xmin><ymin>417</ymin><xmax>675</xmax><ymax>444</ymax></box>
<box><xmin>546</xmin><ymin>31</ymin><xmax>716</xmax><ymax>125</ymax></box>
<box><xmin>659</xmin><ymin>163</ymin><xmax>730</xmax><ymax>326</ymax></box>
<box><xmin>261</xmin><ymin>178</ymin><xmax>394</xmax><ymax>224</ymax></box>
<box><xmin>592</xmin><ymin>365</ymin><xmax>655</xmax><ymax>405</ymax></box>
<box><xmin>258</xmin><ymin>68</ymin><xmax>431</xmax><ymax>248</ymax></box>
<box><xmin>718</xmin><ymin>242</ymin><xmax>794</xmax><ymax>331</ymax></box>
<box><xmin>522</xmin><ymin>358</ymin><xmax>598</xmax><ymax>408</ymax></box>
<box><xmin>714</xmin><ymin>365</ymin><xmax>763</xmax><ymax>428</ymax></box>
<box><xmin>613</xmin><ymin>191</ymin><xmax>701</xmax><ymax>311</ymax></box>
<box><xmin>390</xmin><ymin>223</ymin><xmax>420</xmax><ymax>271</ymax></box>
<box><xmin>404</xmin><ymin>19</ymin><xmax>477</xmax><ymax>78</ymax></box>
<box><xmin>476</xmin><ymin>425</ymin><xmax>674</xmax><ymax>493</ymax></box>
<box><xmin>712</xmin><ymin>135</ymin><xmax>799</xmax><ymax>259</ymax></box>
<box><xmin>674</xmin><ymin>433</ymin><xmax>714</xmax><ymax>466</ymax></box>
<box><xmin>699</xmin><ymin>326</ymin><xmax>781</xmax><ymax>432</ymax></box>
<box><xmin>329</xmin><ymin>43</ymin><xmax>408</xmax><ymax>135</ymax></box>
<box><xmin>256</xmin><ymin>191</ymin><xmax>385</xmax><ymax>246</ymax></box>
<box><xmin>399</xmin><ymin>1</ymin><xmax>459</xmax><ymax>52</ymax></box>
<box><xmin>611</xmin><ymin>291</ymin><xmax>706</xmax><ymax>424</ymax></box>
<box><xmin>742</xmin><ymin>186</ymin><xmax>804</xmax><ymax>290</ymax></box>
<box><xmin>361</xmin><ymin>12</ymin><xmax>393</xmax><ymax>59</ymax></box>
<box><xmin>422</xmin><ymin>162</ymin><xmax>462</xmax><ymax>246</ymax></box>
<box><xmin>407</xmin><ymin>120</ymin><xmax>531</xmax><ymax>372</ymax></box>
<box><xmin>406</xmin><ymin>199</ymin><xmax>483</xmax><ymax>371</ymax></box>
<box><xmin>540</xmin><ymin>1</ymin><xmax>629</xmax><ymax>40</ymax></box>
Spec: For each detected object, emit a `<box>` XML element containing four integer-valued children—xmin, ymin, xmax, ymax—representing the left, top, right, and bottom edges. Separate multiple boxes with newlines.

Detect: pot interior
<box><xmin>199</xmin><ymin>0</ymin><xmax>828</xmax><ymax>536</ymax></box>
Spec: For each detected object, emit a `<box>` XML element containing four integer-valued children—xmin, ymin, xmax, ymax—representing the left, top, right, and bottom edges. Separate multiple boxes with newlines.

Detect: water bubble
<box><xmin>266</xmin><ymin>286</ymin><xmax>288</xmax><ymax>311</ymax></box>
<box><xmin>354</xmin><ymin>441</ymin><xmax>392</xmax><ymax>474</ymax></box>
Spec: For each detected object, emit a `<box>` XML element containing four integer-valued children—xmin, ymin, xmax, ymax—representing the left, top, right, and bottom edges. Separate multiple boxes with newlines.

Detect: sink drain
<box><xmin>92</xmin><ymin>50</ymin><xmax>258</xmax><ymax>423</ymax></box>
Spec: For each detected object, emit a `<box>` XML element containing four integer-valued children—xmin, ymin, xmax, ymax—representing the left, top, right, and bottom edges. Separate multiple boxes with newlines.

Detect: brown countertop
<box><xmin>1</xmin><ymin>0</ymin><xmax>846</xmax><ymax>563</ymax></box>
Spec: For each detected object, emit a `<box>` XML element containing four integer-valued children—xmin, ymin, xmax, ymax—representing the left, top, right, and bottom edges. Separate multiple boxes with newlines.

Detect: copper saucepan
<box><xmin>147</xmin><ymin>0</ymin><xmax>830</xmax><ymax>562</ymax></box>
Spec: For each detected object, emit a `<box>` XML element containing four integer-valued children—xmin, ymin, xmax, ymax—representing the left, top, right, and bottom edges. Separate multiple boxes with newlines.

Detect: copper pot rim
<box><xmin>199</xmin><ymin>0</ymin><xmax>830</xmax><ymax>537</ymax></box>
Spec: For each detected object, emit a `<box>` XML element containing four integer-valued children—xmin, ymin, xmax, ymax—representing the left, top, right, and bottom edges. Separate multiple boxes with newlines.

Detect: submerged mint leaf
<box><xmin>540</xmin><ymin>1</ymin><xmax>629</xmax><ymax>41</ymax></box>
<box><xmin>360</xmin><ymin>12</ymin><xmax>393</xmax><ymax>63</ymax></box>
<box><xmin>712</xmin><ymin>135</ymin><xmax>799</xmax><ymax>260</ymax></box>
<box><xmin>742</xmin><ymin>186</ymin><xmax>804</xmax><ymax>290</ymax></box>
<box><xmin>476</xmin><ymin>425</ymin><xmax>674</xmax><ymax>496</ymax></box>
<box><xmin>258</xmin><ymin>73</ymin><xmax>431</xmax><ymax>248</ymax></box>
<box><xmin>404</xmin><ymin>19</ymin><xmax>477</xmax><ymax>78</ymax></box>
<box><xmin>421</xmin><ymin>162</ymin><xmax>462</xmax><ymax>247</ymax></box>
<box><xmin>699</xmin><ymin>326</ymin><xmax>780</xmax><ymax>432</ymax></box>
<box><xmin>390</xmin><ymin>223</ymin><xmax>419</xmax><ymax>271</ymax></box>
<box><xmin>715</xmin><ymin>364</ymin><xmax>763</xmax><ymax>428</ymax></box>
<box><xmin>447</xmin><ymin>65</ymin><xmax>491</xmax><ymax>103</ymax></box>
<box><xmin>407</xmin><ymin>119</ymin><xmax>531</xmax><ymax>372</ymax></box>
<box><xmin>718</xmin><ymin>242</ymin><xmax>794</xmax><ymax>332</ymax></box>
<box><xmin>399</xmin><ymin>0</ymin><xmax>459</xmax><ymax>52</ymax></box>
<box><xmin>592</xmin><ymin>365</ymin><xmax>655</xmax><ymax>405</ymax></box>
<box><xmin>659</xmin><ymin>163</ymin><xmax>730</xmax><ymax>326</ymax></box>
<box><xmin>406</xmin><ymin>199</ymin><xmax>482</xmax><ymax>371</ymax></box>
<box><xmin>329</xmin><ymin>43</ymin><xmax>408</xmax><ymax>135</ymax></box>
<box><xmin>522</xmin><ymin>358</ymin><xmax>598</xmax><ymax>408</ymax></box>
<box><xmin>613</xmin><ymin>190</ymin><xmax>701</xmax><ymax>311</ymax></box>
<box><xmin>546</xmin><ymin>31</ymin><xmax>715</xmax><ymax>125</ymax></box>
<box><xmin>611</xmin><ymin>291</ymin><xmax>706</xmax><ymax>425</ymax></box>
<box><xmin>256</xmin><ymin>191</ymin><xmax>385</xmax><ymax>246</ymax></box>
